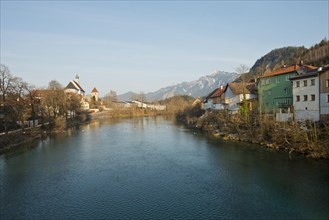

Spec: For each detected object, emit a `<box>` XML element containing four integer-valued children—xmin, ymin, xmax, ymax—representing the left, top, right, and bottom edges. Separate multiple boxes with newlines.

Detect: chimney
<box><xmin>299</xmin><ymin>60</ymin><xmax>304</xmax><ymax>66</ymax></box>
<box><xmin>220</xmin><ymin>85</ymin><xmax>224</xmax><ymax>89</ymax></box>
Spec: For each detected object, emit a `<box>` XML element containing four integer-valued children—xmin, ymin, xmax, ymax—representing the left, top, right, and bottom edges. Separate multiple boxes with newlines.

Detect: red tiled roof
<box><xmin>210</xmin><ymin>86</ymin><xmax>226</xmax><ymax>98</ymax></box>
<box><xmin>260</xmin><ymin>64</ymin><xmax>317</xmax><ymax>78</ymax></box>
<box><xmin>91</xmin><ymin>87</ymin><xmax>99</xmax><ymax>93</ymax></box>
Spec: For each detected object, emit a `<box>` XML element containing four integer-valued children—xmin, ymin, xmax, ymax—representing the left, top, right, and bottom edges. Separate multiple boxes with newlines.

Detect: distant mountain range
<box><xmin>118</xmin><ymin>71</ymin><xmax>239</xmax><ymax>101</ymax></box>
<box><xmin>119</xmin><ymin>39</ymin><xmax>328</xmax><ymax>101</ymax></box>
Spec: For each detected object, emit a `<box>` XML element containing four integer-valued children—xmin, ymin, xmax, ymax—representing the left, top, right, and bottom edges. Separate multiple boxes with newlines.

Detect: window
<box><xmin>303</xmin><ymin>80</ymin><xmax>307</xmax><ymax>87</ymax></box>
<box><xmin>311</xmin><ymin>94</ymin><xmax>315</xmax><ymax>101</ymax></box>
<box><xmin>326</xmin><ymin>79</ymin><xmax>329</xmax><ymax>87</ymax></box>
<box><xmin>276</xmin><ymin>78</ymin><xmax>280</xmax><ymax>83</ymax></box>
<box><xmin>267</xmin><ymin>90</ymin><xmax>271</xmax><ymax>95</ymax></box>
<box><xmin>327</xmin><ymin>94</ymin><xmax>329</xmax><ymax>102</ymax></box>
<box><xmin>303</xmin><ymin>95</ymin><xmax>308</xmax><ymax>101</ymax></box>
<box><xmin>286</xmin><ymin>75</ymin><xmax>291</xmax><ymax>81</ymax></box>
<box><xmin>266</xmin><ymin>79</ymin><xmax>270</xmax><ymax>84</ymax></box>
<box><xmin>296</xmin><ymin>95</ymin><xmax>300</xmax><ymax>102</ymax></box>
<box><xmin>296</xmin><ymin>81</ymin><xmax>300</xmax><ymax>87</ymax></box>
<box><xmin>311</xmin><ymin>79</ymin><xmax>315</xmax><ymax>86</ymax></box>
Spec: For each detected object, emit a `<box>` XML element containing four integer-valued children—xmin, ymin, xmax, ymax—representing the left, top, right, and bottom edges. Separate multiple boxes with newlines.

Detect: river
<box><xmin>1</xmin><ymin>117</ymin><xmax>328</xmax><ymax>219</ymax></box>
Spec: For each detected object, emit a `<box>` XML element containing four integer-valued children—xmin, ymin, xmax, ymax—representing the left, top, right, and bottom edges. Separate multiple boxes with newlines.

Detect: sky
<box><xmin>1</xmin><ymin>1</ymin><xmax>328</xmax><ymax>96</ymax></box>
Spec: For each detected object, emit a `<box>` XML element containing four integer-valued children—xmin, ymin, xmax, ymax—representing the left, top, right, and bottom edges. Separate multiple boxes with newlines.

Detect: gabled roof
<box><xmin>65</xmin><ymin>80</ymin><xmax>85</xmax><ymax>93</ymax></box>
<box><xmin>260</xmin><ymin>64</ymin><xmax>317</xmax><ymax>78</ymax></box>
<box><xmin>210</xmin><ymin>86</ymin><xmax>226</xmax><ymax>98</ymax></box>
<box><xmin>228</xmin><ymin>82</ymin><xmax>256</xmax><ymax>94</ymax></box>
<box><xmin>205</xmin><ymin>88</ymin><xmax>219</xmax><ymax>99</ymax></box>
<box><xmin>290</xmin><ymin>69</ymin><xmax>319</xmax><ymax>80</ymax></box>
<box><xmin>91</xmin><ymin>87</ymin><xmax>99</xmax><ymax>93</ymax></box>
<box><xmin>205</xmin><ymin>86</ymin><xmax>226</xmax><ymax>100</ymax></box>
<box><xmin>290</xmin><ymin>65</ymin><xmax>329</xmax><ymax>80</ymax></box>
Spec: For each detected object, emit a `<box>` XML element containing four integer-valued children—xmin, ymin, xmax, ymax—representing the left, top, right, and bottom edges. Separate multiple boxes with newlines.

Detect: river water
<box><xmin>1</xmin><ymin>117</ymin><xmax>328</xmax><ymax>219</ymax></box>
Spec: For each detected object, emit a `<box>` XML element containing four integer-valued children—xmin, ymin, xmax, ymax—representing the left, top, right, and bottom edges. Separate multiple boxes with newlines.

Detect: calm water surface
<box><xmin>1</xmin><ymin>117</ymin><xmax>328</xmax><ymax>219</ymax></box>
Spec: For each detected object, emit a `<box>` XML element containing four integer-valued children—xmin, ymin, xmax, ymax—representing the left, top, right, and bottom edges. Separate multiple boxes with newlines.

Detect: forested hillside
<box><xmin>240</xmin><ymin>38</ymin><xmax>329</xmax><ymax>81</ymax></box>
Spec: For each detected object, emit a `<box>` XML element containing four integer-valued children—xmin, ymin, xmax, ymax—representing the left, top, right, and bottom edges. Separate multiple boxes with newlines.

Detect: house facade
<box><xmin>257</xmin><ymin>64</ymin><xmax>317</xmax><ymax>113</ymax></box>
<box><xmin>290</xmin><ymin>69</ymin><xmax>320</xmax><ymax>121</ymax></box>
<box><xmin>203</xmin><ymin>86</ymin><xmax>226</xmax><ymax>110</ymax></box>
<box><xmin>319</xmin><ymin>65</ymin><xmax>329</xmax><ymax>121</ymax></box>
<box><xmin>224</xmin><ymin>82</ymin><xmax>257</xmax><ymax>113</ymax></box>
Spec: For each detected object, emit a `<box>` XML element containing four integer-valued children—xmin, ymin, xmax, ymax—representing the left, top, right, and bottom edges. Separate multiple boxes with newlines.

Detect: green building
<box><xmin>257</xmin><ymin>64</ymin><xmax>317</xmax><ymax>113</ymax></box>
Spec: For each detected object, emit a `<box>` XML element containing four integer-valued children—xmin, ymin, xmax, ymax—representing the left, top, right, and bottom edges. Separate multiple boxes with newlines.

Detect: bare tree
<box><xmin>48</xmin><ymin>80</ymin><xmax>63</xmax><ymax>90</ymax></box>
<box><xmin>235</xmin><ymin>64</ymin><xmax>250</xmax><ymax>82</ymax></box>
<box><xmin>25</xmin><ymin>84</ymin><xmax>38</xmax><ymax>127</ymax></box>
<box><xmin>43</xmin><ymin>80</ymin><xmax>65</xmax><ymax>118</ymax></box>
<box><xmin>12</xmin><ymin>77</ymin><xmax>29</xmax><ymax>130</ymax></box>
<box><xmin>104</xmin><ymin>90</ymin><xmax>117</xmax><ymax>102</ymax></box>
<box><xmin>65</xmin><ymin>92</ymin><xmax>81</xmax><ymax>118</ymax></box>
<box><xmin>0</xmin><ymin>65</ymin><xmax>17</xmax><ymax>133</ymax></box>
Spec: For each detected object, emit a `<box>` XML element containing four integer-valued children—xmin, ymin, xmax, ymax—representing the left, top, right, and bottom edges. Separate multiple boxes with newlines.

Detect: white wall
<box><xmin>225</xmin><ymin>87</ymin><xmax>257</xmax><ymax>111</ymax></box>
<box><xmin>292</xmin><ymin>76</ymin><xmax>319</xmax><ymax>121</ymax></box>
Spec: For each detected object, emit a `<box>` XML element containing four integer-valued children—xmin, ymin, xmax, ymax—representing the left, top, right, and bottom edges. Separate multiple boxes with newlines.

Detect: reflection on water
<box><xmin>1</xmin><ymin>116</ymin><xmax>328</xmax><ymax>219</ymax></box>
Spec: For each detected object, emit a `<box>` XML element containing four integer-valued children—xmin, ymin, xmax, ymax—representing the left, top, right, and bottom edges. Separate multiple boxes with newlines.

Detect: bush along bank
<box><xmin>177</xmin><ymin>105</ymin><xmax>329</xmax><ymax>159</ymax></box>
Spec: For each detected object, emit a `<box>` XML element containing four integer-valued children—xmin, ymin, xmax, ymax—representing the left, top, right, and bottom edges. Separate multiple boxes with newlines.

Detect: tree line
<box><xmin>0</xmin><ymin>64</ymin><xmax>82</xmax><ymax>134</ymax></box>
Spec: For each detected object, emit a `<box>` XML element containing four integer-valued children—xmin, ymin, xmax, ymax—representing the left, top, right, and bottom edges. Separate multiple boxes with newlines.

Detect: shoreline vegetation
<box><xmin>2</xmin><ymin>101</ymin><xmax>329</xmax><ymax>160</ymax></box>
<box><xmin>0</xmin><ymin>94</ymin><xmax>194</xmax><ymax>154</ymax></box>
<box><xmin>0</xmin><ymin>107</ymin><xmax>165</xmax><ymax>154</ymax></box>
<box><xmin>177</xmin><ymin>103</ymin><xmax>329</xmax><ymax>160</ymax></box>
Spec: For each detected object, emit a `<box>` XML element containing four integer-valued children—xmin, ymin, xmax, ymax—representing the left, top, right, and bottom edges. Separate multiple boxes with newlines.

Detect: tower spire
<box><xmin>75</xmin><ymin>74</ymin><xmax>80</xmax><ymax>84</ymax></box>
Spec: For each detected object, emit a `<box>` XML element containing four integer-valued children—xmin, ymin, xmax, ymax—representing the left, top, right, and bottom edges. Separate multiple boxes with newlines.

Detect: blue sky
<box><xmin>1</xmin><ymin>1</ymin><xmax>328</xmax><ymax>96</ymax></box>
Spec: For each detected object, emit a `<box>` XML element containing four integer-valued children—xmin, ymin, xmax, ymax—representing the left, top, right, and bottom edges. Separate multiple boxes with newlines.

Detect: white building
<box><xmin>203</xmin><ymin>86</ymin><xmax>226</xmax><ymax>111</ymax></box>
<box><xmin>132</xmin><ymin>101</ymin><xmax>166</xmax><ymax>110</ymax></box>
<box><xmin>290</xmin><ymin>68</ymin><xmax>321</xmax><ymax>121</ymax></box>
<box><xmin>81</xmin><ymin>101</ymin><xmax>90</xmax><ymax>111</ymax></box>
<box><xmin>224</xmin><ymin>82</ymin><xmax>257</xmax><ymax>113</ymax></box>
<box><xmin>64</xmin><ymin>75</ymin><xmax>85</xmax><ymax>96</ymax></box>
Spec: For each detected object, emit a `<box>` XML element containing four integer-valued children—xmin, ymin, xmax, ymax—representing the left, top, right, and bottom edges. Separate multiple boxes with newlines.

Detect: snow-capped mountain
<box><xmin>118</xmin><ymin>70</ymin><xmax>239</xmax><ymax>101</ymax></box>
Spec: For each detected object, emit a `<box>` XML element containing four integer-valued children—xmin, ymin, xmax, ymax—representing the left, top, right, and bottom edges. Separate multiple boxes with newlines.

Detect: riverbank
<box><xmin>89</xmin><ymin>108</ymin><xmax>167</xmax><ymax>121</ymax></box>
<box><xmin>0</xmin><ymin>128</ymin><xmax>46</xmax><ymax>154</ymax></box>
<box><xmin>0</xmin><ymin>109</ymin><xmax>169</xmax><ymax>154</ymax></box>
<box><xmin>177</xmin><ymin>109</ymin><xmax>329</xmax><ymax>160</ymax></box>
<box><xmin>0</xmin><ymin>113</ymin><xmax>90</xmax><ymax>154</ymax></box>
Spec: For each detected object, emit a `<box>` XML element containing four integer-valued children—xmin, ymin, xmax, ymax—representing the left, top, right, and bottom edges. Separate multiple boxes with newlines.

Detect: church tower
<box><xmin>91</xmin><ymin>87</ymin><xmax>99</xmax><ymax>101</ymax></box>
<box><xmin>75</xmin><ymin>74</ymin><xmax>80</xmax><ymax>84</ymax></box>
